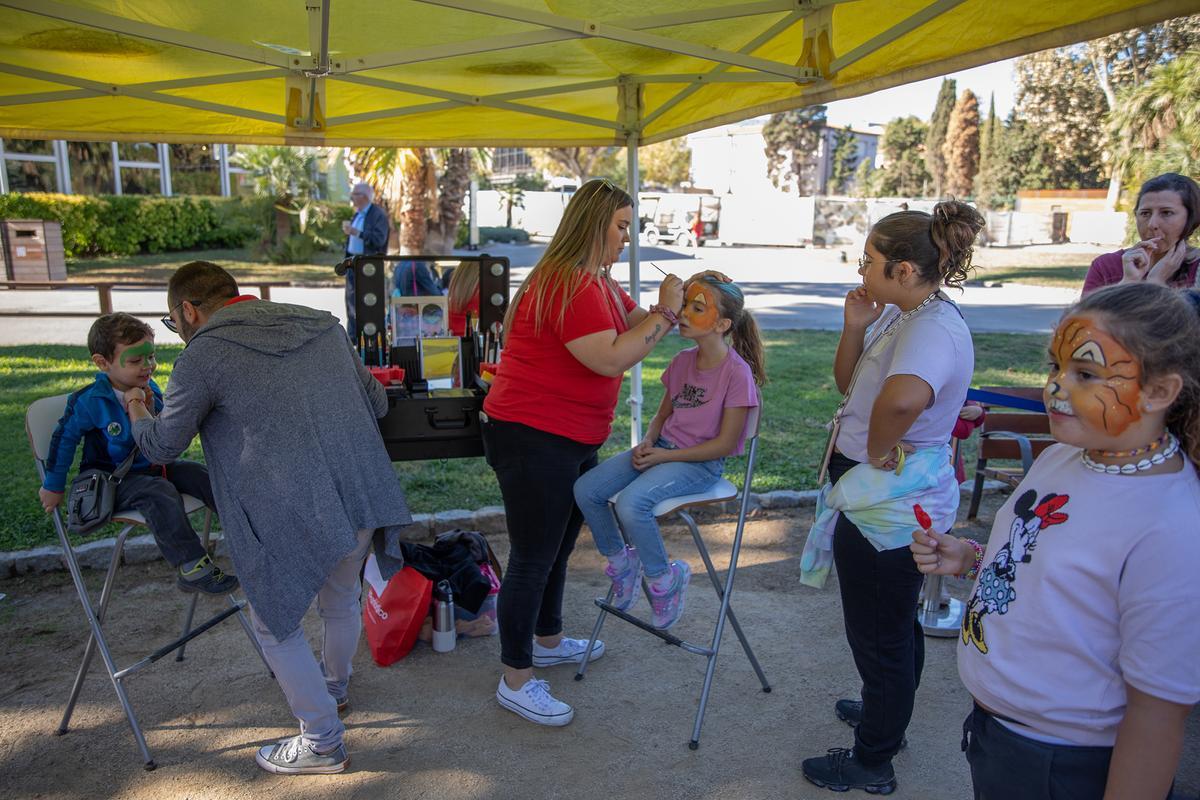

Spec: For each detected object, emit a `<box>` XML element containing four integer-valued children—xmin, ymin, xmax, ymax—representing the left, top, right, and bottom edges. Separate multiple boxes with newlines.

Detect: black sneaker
<box><xmin>177</xmin><ymin>555</ymin><xmax>239</xmax><ymax>595</ymax></box>
<box><xmin>834</xmin><ymin>699</ymin><xmax>907</xmax><ymax>750</ymax></box>
<box><xmin>802</xmin><ymin>748</ymin><xmax>897</xmax><ymax>795</ymax></box>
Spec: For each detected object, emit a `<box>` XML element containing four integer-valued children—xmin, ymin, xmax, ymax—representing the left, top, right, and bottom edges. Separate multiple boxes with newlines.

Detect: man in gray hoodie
<box><xmin>127</xmin><ymin>261</ymin><xmax>411</xmax><ymax>775</ymax></box>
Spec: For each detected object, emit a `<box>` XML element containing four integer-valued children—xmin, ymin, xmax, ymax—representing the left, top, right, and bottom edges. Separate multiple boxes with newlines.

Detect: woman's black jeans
<box><xmin>481</xmin><ymin>416</ymin><xmax>599</xmax><ymax>669</ymax></box>
<box><xmin>829</xmin><ymin>451</ymin><xmax>926</xmax><ymax>767</ymax></box>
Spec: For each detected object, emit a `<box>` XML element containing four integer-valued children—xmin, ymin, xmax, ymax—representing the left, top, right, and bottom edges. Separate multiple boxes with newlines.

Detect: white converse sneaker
<box><xmin>531</xmin><ymin>636</ymin><xmax>605</xmax><ymax>667</ymax></box>
<box><xmin>496</xmin><ymin>676</ymin><xmax>574</xmax><ymax>726</ymax></box>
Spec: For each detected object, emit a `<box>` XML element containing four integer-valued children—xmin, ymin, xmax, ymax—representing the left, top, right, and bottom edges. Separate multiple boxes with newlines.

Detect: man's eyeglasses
<box><xmin>162</xmin><ymin>299</ymin><xmax>201</xmax><ymax>333</ymax></box>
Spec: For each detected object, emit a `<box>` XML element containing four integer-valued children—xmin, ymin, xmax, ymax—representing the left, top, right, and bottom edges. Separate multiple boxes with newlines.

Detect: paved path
<box><xmin>0</xmin><ymin>244</ymin><xmax>1086</xmax><ymax>344</ymax></box>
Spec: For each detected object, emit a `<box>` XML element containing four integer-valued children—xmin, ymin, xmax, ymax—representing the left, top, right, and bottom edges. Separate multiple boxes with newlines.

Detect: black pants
<box><xmin>113</xmin><ymin>460</ymin><xmax>214</xmax><ymax>567</ymax></box>
<box><xmin>481</xmin><ymin>417</ymin><xmax>600</xmax><ymax>669</ymax></box>
<box><xmin>830</xmin><ymin>451</ymin><xmax>926</xmax><ymax>767</ymax></box>
<box><xmin>963</xmin><ymin>704</ymin><xmax>1119</xmax><ymax>800</ymax></box>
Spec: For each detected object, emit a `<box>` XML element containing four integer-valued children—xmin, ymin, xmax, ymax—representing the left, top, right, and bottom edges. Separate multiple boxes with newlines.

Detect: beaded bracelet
<box><xmin>962</xmin><ymin>538</ymin><xmax>984</xmax><ymax>581</ymax></box>
<box><xmin>649</xmin><ymin>303</ymin><xmax>679</xmax><ymax>326</ymax></box>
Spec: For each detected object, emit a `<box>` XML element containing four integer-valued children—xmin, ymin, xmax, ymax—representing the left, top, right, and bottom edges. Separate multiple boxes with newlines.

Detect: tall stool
<box><xmin>575</xmin><ymin>400</ymin><xmax>770</xmax><ymax>749</ymax></box>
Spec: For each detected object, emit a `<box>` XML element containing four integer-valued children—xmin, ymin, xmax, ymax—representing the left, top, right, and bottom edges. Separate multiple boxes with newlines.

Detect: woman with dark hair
<box><xmin>1082</xmin><ymin>172</ymin><xmax>1200</xmax><ymax>294</ymax></box>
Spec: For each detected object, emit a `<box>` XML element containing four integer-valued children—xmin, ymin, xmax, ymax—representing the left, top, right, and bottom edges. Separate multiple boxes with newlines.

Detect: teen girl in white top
<box><xmin>800</xmin><ymin>201</ymin><xmax>986</xmax><ymax>796</ymax></box>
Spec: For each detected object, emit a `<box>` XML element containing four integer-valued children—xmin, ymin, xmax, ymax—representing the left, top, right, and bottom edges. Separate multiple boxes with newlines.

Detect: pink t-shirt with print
<box><xmin>659</xmin><ymin>347</ymin><xmax>758</xmax><ymax>456</ymax></box>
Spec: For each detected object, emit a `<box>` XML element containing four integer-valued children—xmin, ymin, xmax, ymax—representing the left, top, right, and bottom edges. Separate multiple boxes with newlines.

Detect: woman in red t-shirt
<box><xmin>1082</xmin><ymin>173</ymin><xmax>1200</xmax><ymax>295</ymax></box>
<box><xmin>483</xmin><ymin>179</ymin><xmax>685</xmax><ymax>727</ymax></box>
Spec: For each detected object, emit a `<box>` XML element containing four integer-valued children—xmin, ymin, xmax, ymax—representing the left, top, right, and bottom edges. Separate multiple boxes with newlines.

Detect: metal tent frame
<box><xmin>1</xmin><ymin>0</ymin><xmax>1195</xmax><ymax>438</ymax></box>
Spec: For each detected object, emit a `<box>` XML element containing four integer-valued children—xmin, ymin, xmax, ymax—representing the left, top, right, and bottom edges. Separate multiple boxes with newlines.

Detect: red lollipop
<box><xmin>913</xmin><ymin>503</ymin><xmax>932</xmax><ymax>530</ymax></box>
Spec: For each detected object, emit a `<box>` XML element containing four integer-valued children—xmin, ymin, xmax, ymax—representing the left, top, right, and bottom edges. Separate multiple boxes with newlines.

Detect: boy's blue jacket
<box><xmin>42</xmin><ymin>373</ymin><xmax>165</xmax><ymax>492</ymax></box>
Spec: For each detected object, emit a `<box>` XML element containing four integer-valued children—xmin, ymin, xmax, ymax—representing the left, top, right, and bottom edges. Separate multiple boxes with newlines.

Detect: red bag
<box><xmin>362</xmin><ymin>555</ymin><xmax>432</xmax><ymax>666</ymax></box>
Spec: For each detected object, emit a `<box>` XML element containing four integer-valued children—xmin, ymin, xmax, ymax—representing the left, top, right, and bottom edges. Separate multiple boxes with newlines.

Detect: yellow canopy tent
<box><xmin>1</xmin><ymin>0</ymin><xmax>1195</xmax><ymax>437</ymax></box>
<box><xmin>0</xmin><ymin>0</ymin><xmax>1194</xmax><ymax>147</ymax></box>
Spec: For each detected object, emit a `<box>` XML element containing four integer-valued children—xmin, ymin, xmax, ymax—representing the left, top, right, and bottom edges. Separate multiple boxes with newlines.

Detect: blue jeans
<box><xmin>573</xmin><ymin>438</ymin><xmax>723</xmax><ymax>578</ymax></box>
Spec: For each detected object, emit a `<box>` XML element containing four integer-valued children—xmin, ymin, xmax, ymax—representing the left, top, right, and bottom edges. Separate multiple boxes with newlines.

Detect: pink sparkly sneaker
<box><xmin>649</xmin><ymin>560</ymin><xmax>691</xmax><ymax>629</ymax></box>
<box><xmin>604</xmin><ymin>546</ymin><xmax>642</xmax><ymax>611</ymax></box>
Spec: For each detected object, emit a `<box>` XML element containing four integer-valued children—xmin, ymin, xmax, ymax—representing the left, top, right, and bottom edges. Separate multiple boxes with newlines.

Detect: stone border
<box><xmin>0</xmin><ymin>482</ymin><xmax>1008</xmax><ymax>578</ymax></box>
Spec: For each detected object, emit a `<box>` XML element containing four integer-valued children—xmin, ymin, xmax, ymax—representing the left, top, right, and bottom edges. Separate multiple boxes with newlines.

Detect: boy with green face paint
<box><xmin>39</xmin><ymin>312</ymin><xmax>237</xmax><ymax>595</ymax></box>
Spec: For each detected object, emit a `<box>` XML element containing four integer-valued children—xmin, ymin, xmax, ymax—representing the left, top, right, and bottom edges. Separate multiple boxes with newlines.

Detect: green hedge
<box><xmin>0</xmin><ymin>193</ymin><xmax>349</xmax><ymax>259</ymax></box>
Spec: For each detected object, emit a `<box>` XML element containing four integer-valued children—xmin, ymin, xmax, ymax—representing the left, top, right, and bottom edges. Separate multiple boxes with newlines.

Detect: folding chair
<box><xmin>574</xmin><ymin>399</ymin><xmax>770</xmax><ymax>750</ymax></box>
<box><xmin>26</xmin><ymin>394</ymin><xmax>268</xmax><ymax>770</ymax></box>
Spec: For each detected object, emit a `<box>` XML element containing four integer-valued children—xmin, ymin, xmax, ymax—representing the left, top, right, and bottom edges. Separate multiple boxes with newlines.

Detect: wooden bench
<box><xmin>0</xmin><ymin>280</ymin><xmax>291</xmax><ymax>316</ymax></box>
<box><xmin>967</xmin><ymin>386</ymin><xmax>1054</xmax><ymax>520</ymax></box>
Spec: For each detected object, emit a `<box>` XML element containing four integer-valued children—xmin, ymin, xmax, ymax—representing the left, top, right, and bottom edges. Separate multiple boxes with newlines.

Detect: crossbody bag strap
<box><xmin>111</xmin><ymin>446</ymin><xmax>140</xmax><ymax>482</ymax></box>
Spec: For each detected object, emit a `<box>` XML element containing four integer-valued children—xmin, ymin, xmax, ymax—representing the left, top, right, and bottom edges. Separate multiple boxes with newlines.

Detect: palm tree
<box><xmin>427</xmin><ymin>148</ymin><xmax>474</xmax><ymax>253</ymax></box>
<box><xmin>231</xmin><ymin>145</ymin><xmax>316</xmax><ymax>244</ymax></box>
<box><xmin>1109</xmin><ymin>52</ymin><xmax>1200</xmax><ymax>182</ymax></box>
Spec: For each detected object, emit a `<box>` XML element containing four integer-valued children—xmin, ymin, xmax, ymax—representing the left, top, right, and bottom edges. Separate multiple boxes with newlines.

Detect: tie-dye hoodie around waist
<box><xmin>800</xmin><ymin>444</ymin><xmax>960</xmax><ymax>589</ymax></box>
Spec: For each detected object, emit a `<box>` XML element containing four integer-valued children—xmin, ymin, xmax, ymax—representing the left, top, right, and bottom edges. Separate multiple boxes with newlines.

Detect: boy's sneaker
<box><xmin>177</xmin><ymin>555</ymin><xmax>239</xmax><ymax>595</ymax></box>
<box><xmin>531</xmin><ymin>636</ymin><xmax>605</xmax><ymax>667</ymax></box>
<box><xmin>649</xmin><ymin>560</ymin><xmax>691</xmax><ymax>630</ymax></box>
<box><xmin>834</xmin><ymin>700</ymin><xmax>907</xmax><ymax>749</ymax></box>
<box><xmin>255</xmin><ymin>735</ymin><xmax>349</xmax><ymax>775</ymax></box>
<box><xmin>496</xmin><ymin>676</ymin><xmax>574</xmax><ymax>726</ymax></box>
<box><xmin>603</xmin><ymin>546</ymin><xmax>642</xmax><ymax>611</ymax></box>
<box><xmin>801</xmin><ymin>748</ymin><xmax>896</xmax><ymax>795</ymax></box>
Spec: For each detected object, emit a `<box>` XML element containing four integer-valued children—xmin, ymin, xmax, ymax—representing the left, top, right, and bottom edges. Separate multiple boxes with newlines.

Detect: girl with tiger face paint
<box><xmin>1045</xmin><ymin>316</ymin><xmax>1143</xmax><ymax>440</ymax></box>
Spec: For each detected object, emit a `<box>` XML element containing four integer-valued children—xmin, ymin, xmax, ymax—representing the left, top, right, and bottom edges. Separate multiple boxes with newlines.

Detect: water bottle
<box><xmin>432</xmin><ymin>580</ymin><xmax>456</xmax><ymax>653</ymax></box>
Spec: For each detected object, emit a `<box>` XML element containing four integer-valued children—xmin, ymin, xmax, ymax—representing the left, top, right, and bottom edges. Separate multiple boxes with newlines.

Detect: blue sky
<box><xmin>823</xmin><ymin>58</ymin><xmax>1017</xmax><ymax>129</ymax></box>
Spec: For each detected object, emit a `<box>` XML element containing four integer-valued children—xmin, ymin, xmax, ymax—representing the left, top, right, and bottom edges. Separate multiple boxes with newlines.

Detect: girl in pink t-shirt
<box><xmin>573</xmin><ymin>277</ymin><xmax>764</xmax><ymax>629</ymax></box>
<box><xmin>911</xmin><ymin>283</ymin><xmax>1200</xmax><ymax>800</ymax></box>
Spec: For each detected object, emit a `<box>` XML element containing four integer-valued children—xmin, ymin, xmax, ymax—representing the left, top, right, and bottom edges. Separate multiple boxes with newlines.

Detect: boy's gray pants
<box><xmin>247</xmin><ymin>527</ymin><xmax>373</xmax><ymax>752</ymax></box>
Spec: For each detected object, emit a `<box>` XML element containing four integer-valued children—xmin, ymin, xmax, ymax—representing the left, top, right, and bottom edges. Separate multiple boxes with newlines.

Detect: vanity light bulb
<box><xmin>490</xmin><ymin>292</ymin><xmax>504</xmax><ymax>306</ymax></box>
<box><xmin>362</xmin><ymin>262</ymin><xmax>376</xmax><ymax>277</ymax></box>
<box><xmin>362</xmin><ymin>322</ymin><xmax>377</xmax><ymax>336</ymax></box>
<box><xmin>364</xmin><ymin>292</ymin><xmax>377</xmax><ymax>307</ymax></box>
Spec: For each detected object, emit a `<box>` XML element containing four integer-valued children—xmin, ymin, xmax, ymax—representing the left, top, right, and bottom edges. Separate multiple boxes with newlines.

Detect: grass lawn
<box><xmin>67</xmin><ymin>248</ymin><xmax>340</xmax><ymax>285</ymax></box>
<box><xmin>970</xmin><ymin>264</ymin><xmax>1089</xmax><ymax>290</ymax></box>
<box><xmin>0</xmin><ymin>331</ymin><xmax>1050</xmax><ymax>552</ymax></box>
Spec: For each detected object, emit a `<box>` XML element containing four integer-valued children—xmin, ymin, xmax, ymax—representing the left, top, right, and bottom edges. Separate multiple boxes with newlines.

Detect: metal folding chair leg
<box><xmin>173</xmin><ymin>509</ymin><xmax>211</xmax><ymax>662</ymax></box>
<box><xmin>53</xmin><ymin>522</ymin><xmax>156</xmax><ymax>769</ymax></box>
<box><xmin>58</xmin><ymin>523</ymin><xmax>137</xmax><ymax>736</ymax></box>
<box><xmin>679</xmin><ymin>508</ymin><xmax>770</xmax><ymax>750</ymax></box>
<box><xmin>51</xmin><ymin>509</ymin><xmax>269</xmax><ymax>769</ymax></box>
<box><xmin>573</xmin><ymin>507</ymin><xmax>770</xmax><ymax>750</ymax></box>
<box><xmin>170</xmin><ymin>510</ymin><xmax>269</xmax><ymax>670</ymax></box>
<box><xmin>680</xmin><ymin>510</ymin><xmax>771</xmax><ymax>693</ymax></box>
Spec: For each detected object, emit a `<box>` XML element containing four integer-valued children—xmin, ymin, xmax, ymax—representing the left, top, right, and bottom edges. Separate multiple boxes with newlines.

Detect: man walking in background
<box><xmin>343</xmin><ymin>181</ymin><xmax>389</xmax><ymax>335</ymax></box>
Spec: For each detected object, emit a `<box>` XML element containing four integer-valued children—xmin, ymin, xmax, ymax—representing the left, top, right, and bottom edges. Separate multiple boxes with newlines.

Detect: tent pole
<box><xmin>626</xmin><ymin>129</ymin><xmax>642</xmax><ymax>447</ymax></box>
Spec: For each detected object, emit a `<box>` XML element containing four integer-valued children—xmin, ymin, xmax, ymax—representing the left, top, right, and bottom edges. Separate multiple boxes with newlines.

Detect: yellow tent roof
<box><xmin>1</xmin><ymin>0</ymin><xmax>1196</xmax><ymax>148</ymax></box>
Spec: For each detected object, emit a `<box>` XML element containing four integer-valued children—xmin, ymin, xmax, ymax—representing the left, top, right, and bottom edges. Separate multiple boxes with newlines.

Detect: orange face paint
<box><xmin>681</xmin><ymin>282</ymin><xmax>719</xmax><ymax>333</ymax></box>
<box><xmin>1045</xmin><ymin>316</ymin><xmax>1142</xmax><ymax>436</ymax></box>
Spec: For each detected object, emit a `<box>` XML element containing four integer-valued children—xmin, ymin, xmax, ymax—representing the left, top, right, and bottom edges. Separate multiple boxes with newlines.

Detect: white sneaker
<box><xmin>531</xmin><ymin>636</ymin><xmax>605</xmax><ymax>667</ymax></box>
<box><xmin>496</xmin><ymin>676</ymin><xmax>574</xmax><ymax>726</ymax></box>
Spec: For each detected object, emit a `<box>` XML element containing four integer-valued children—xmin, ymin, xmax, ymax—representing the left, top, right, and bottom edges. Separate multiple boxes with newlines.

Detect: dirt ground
<box><xmin>2</xmin><ymin>496</ymin><xmax>1197</xmax><ymax>800</ymax></box>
